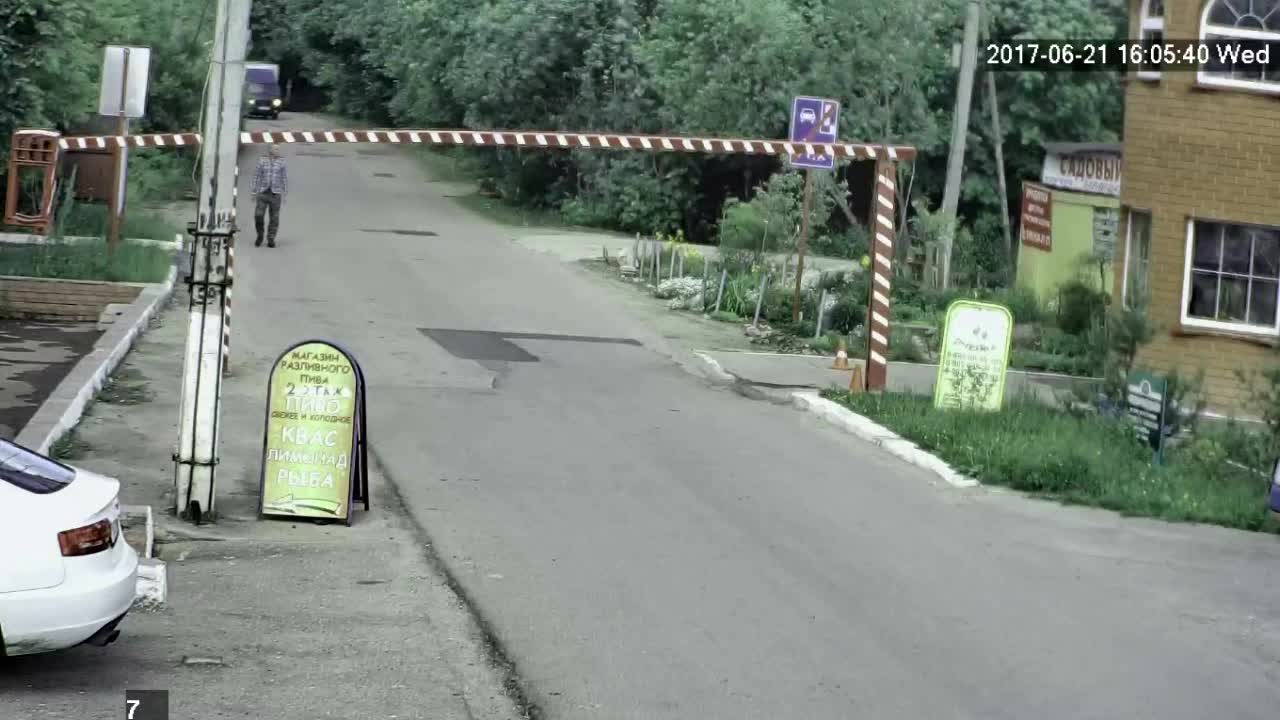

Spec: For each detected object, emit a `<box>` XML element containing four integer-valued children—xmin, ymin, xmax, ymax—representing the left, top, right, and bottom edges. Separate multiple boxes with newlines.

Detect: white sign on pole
<box><xmin>98</xmin><ymin>46</ymin><xmax>152</xmax><ymax>118</ymax></box>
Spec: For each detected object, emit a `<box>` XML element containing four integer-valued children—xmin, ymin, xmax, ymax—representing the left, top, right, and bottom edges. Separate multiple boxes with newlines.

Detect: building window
<box><xmin>1183</xmin><ymin>220</ymin><xmax>1280</xmax><ymax>334</ymax></box>
<box><xmin>1199</xmin><ymin>0</ymin><xmax>1280</xmax><ymax>93</ymax></box>
<box><xmin>1123</xmin><ymin>210</ymin><xmax>1152</xmax><ymax>308</ymax></box>
<box><xmin>1138</xmin><ymin>0</ymin><xmax>1166</xmax><ymax>80</ymax></box>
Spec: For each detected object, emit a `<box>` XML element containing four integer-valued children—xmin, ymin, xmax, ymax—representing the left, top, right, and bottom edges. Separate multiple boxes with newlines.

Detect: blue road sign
<box><xmin>789</xmin><ymin>96</ymin><xmax>840</xmax><ymax>171</ymax></box>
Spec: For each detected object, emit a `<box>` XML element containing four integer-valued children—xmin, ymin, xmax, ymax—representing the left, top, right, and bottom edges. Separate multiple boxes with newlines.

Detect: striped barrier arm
<box><xmin>54</xmin><ymin>128</ymin><xmax>917</xmax><ymax>161</ymax></box>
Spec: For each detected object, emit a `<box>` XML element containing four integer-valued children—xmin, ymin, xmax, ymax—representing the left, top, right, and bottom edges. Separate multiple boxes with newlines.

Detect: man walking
<box><xmin>252</xmin><ymin>144</ymin><xmax>288</xmax><ymax>247</ymax></box>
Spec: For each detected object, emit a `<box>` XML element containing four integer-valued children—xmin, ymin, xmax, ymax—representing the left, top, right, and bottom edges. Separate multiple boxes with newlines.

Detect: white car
<box><xmin>0</xmin><ymin>438</ymin><xmax>138</xmax><ymax>657</ymax></box>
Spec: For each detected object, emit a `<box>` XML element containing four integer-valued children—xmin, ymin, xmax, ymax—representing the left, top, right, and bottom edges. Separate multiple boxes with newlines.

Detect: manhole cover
<box><xmin>373</xmin><ymin>172</ymin><xmax>396</xmax><ymax>178</ymax></box>
<box><xmin>359</xmin><ymin>229</ymin><xmax>438</xmax><ymax>237</ymax></box>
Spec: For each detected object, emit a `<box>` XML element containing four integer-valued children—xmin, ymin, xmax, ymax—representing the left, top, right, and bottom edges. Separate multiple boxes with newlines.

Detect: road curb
<box><xmin>692</xmin><ymin>350</ymin><xmax>737</xmax><ymax>386</ymax></box>
<box><xmin>790</xmin><ymin>392</ymin><xmax>980</xmax><ymax>489</ymax></box>
<box><xmin>0</xmin><ymin>231</ymin><xmax>179</xmax><ymax>250</ymax></box>
<box><xmin>15</xmin><ymin>265</ymin><xmax>178</xmax><ymax>455</ymax></box>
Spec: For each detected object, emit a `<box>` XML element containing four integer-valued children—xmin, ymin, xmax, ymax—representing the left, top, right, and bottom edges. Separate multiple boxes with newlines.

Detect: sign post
<box><xmin>259</xmin><ymin>340</ymin><xmax>369</xmax><ymax>525</ymax></box>
<box><xmin>787</xmin><ymin>96</ymin><xmax>840</xmax><ymax>323</ymax></box>
<box><xmin>98</xmin><ymin>46</ymin><xmax>151</xmax><ymax>251</ymax></box>
<box><xmin>1126</xmin><ymin>371</ymin><xmax>1168</xmax><ymax>465</ymax></box>
<box><xmin>934</xmin><ymin>300</ymin><xmax>1014</xmax><ymax>412</ymax></box>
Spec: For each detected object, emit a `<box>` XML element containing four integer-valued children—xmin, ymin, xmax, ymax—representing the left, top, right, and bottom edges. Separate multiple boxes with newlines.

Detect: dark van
<box><xmin>244</xmin><ymin>66</ymin><xmax>282</xmax><ymax>119</ymax></box>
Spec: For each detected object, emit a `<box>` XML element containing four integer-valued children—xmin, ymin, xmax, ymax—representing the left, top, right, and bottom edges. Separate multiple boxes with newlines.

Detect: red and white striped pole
<box><xmin>866</xmin><ymin>156</ymin><xmax>897</xmax><ymax>392</ymax></box>
<box><xmin>223</xmin><ymin>164</ymin><xmax>238</xmax><ymax>374</ymax></box>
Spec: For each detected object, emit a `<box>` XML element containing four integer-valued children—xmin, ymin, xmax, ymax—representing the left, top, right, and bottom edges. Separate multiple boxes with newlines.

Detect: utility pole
<box><xmin>939</xmin><ymin>0</ymin><xmax>982</xmax><ymax>289</ymax></box>
<box><xmin>986</xmin><ymin>68</ymin><xmax>1013</xmax><ymax>271</ymax></box>
<box><xmin>174</xmin><ymin>0</ymin><xmax>250</xmax><ymax>523</ymax></box>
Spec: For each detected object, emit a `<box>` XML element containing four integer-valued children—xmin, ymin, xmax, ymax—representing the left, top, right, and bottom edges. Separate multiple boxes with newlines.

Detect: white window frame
<box><xmin>1179</xmin><ymin>218</ymin><xmax>1280</xmax><ymax>337</ymax></box>
<box><xmin>1137</xmin><ymin>0</ymin><xmax>1166</xmax><ymax>82</ymax></box>
<box><xmin>1197</xmin><ymin>0</ymin><xmax>1280</xmax><ymax>95</ymax></box>
<box><xmin>1122</xmin><ymin>208</ymin><xmax>1152</xmax><ymax>309</ymax></box>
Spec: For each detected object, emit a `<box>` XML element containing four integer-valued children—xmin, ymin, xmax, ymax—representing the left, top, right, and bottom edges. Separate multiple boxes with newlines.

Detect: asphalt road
<box><xmin>230</xmin><ymin>114</ymin><xmax>1280</xmax><ymax>719</ymax></box>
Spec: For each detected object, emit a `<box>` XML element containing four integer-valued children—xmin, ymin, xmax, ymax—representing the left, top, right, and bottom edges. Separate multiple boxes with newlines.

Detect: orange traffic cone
<box><xmin>848</xmin><ymin>365</ymin><xmax>864</xmax><ymax>393</ymax></box>
<box><xmin>832</xmin><ymin>340</ymin><xmax>850</xmax><ymax>370</ymax></box>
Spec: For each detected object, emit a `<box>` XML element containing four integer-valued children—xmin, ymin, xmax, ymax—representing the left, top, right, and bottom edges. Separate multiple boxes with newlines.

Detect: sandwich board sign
<box><xmin>933</xmin><ymin>300</ymin><xmax>1014</xmax><ymax>412</ymax></box>
<box><xmin>259</xmin><ymin>340</ymin><xmax>369</xmax><ymax>524</ymax></box>
<box><xmin>789</xmin><ymin>96</ymin><xmax>840</xmax><ymax>170</ymax></box>
<box><xmin>1126</xmin><ymin>371</ymin><xmax>1167</xmax><ymax>465</ymax></box>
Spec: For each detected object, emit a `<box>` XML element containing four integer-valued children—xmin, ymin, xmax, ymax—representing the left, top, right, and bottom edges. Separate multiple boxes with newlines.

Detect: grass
<box><xmin>50</xmin><ymin>430</ymin><xmax>91</xmax><ymax>461</ymax></box>
<box><xmin>96</xmin><ymin>367</ymin><xmax>154</xmax><ymax>405</ymax></box>
<box><xmin>54</xmin><ymin>203</ymin><xmax>182</xmax><ymax>243</ymax></box>
<box><xmin>0</xmin><ymin>241</ymin><xmax>172</xmax><ymax>283</ymax></box>
<box><xmin>824</xmin><ymin>390</ymin><xmax>1279</xmax><ymax>533</ymax></box>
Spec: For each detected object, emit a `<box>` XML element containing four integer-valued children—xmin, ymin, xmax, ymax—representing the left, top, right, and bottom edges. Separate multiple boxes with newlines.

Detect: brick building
<box><xmin>1114</xmin><ymin>0</ymin><xmax>1280</xmax><ymax>416</ymax></box>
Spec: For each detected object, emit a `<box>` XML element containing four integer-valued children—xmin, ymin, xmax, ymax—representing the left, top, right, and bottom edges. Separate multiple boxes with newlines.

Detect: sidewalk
<box><xmin>0</xmin><ymin>290</ymin><xmax>525</xmax><ymax>720</ymax></box>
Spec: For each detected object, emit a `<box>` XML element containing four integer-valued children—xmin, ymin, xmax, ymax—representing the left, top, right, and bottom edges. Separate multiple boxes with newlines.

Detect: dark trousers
<box><xmin>254</xmin><ymin>191</ymin><xmax>282</xmax><ymax>244</ymax></box>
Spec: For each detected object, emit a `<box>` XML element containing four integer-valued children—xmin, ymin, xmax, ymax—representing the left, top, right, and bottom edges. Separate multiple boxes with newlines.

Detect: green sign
<box><xmin>933</xmin><ymin>300</ymin><xmax>1014</xmax><ymax>412</ymax></box>
<box><xmin>259</xmin><ymin>340</ymin><xmax>369</xmax><ymax>524</ymax></box>
<box><xmin>1126</xmin><ymin>370</ymin><xmax>1167</xmax><ymax>464</ymax></box>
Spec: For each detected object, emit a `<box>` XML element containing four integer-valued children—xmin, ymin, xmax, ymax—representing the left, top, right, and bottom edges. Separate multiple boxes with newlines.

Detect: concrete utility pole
<box><xmin>939</xmin><ymin>0</ymin><xmax>982</xmax><ymax>289</ymax></box>
<box><xmin>986</xmin><ymin>69</ymin><xmax>1013</xmax><ymax>268</ymax></box>
<box><xmin>174</xmin><ymin>0</ymin><xmax>250</xmax><ymax>522</ymax></box>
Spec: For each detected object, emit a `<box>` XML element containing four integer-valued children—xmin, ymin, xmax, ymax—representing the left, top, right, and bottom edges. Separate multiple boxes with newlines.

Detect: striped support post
<box><xmin>222</xmin><ymin>164</ymin><xmax>239</xmax><ymax>375</ymax></box>
<box><xmin>866</xmin><ymin>154</ymin><xmax>898</xmax><ymax>392</ymax></box>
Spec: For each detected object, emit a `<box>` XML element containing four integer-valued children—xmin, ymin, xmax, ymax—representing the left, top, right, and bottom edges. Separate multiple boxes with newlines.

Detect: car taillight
<box><xmin>58</xmin><ymin>519</ymin><xmax>115</xmax><ymax>557</ymax></box>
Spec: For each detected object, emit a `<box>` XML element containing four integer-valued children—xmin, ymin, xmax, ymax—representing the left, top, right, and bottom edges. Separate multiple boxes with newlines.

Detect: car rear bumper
<box><xmin>0</xmin><ymin>541</ymin><xmax>138</xmax><ymax>656</ymax></box>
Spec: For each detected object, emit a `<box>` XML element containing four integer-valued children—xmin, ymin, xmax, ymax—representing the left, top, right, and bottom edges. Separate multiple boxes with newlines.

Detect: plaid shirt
<box><xmin>252</xmin><ymin>156</ymin><xmax>288</xmax><ymax>196</ymax></box>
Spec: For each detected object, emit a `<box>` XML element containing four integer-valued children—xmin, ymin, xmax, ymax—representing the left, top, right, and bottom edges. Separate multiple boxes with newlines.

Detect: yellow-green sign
<box><xmin>259</xmin><ymin>341</ymin><xmax>363</xmax><ymax>522</ymax></box>
<box><xmin>933</xmin><ymin>300</ymin><xmax>1013</xmax><ymax>412</ymax></box>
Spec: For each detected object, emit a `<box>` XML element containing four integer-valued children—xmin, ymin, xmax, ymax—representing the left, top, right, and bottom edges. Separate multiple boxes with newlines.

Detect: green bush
<box><xmin>889</xmin><ymin>326</ymin><xmax>927</xmax><ymax>362</ymax></box>
<box><xmin>1038</xmin><ymin>327</ymin><xmax>1089</xmax><ymax>357</ymax></box>
<box><xmin>893</xmin><ymin>303</ymin><xmax>926</xmax><ymax>322</ymax></box>
<box><xmin>990</xmin><ymin>285</ymin><xmax>1042</xmax><ymax>324</ymax></box>
<box><xmin>1012</xmin><ymin>350</ymin><xmax>1094</xmax><ymax>377</ymax></box>
<box><xmin>812</xmin><ymin>223</ymin><xmax>870</xmax><ymax>260</ymax></box>
<box><xmin>1057</xmin><ymin>280</ymin><xmax>1107</xmax><ymax>335</ymax></box>
<box><xmin>825</xmin><ymin>391</ymin><xmax>1277</xmax><ymax>531</ymax></box>
<box><xmin>828</xmin><ymin>293</ymin><xmax>866</xmax><ymax>334</ymax></box>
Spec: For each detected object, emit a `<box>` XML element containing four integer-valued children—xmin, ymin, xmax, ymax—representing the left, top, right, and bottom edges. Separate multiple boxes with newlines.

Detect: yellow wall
<box><xmin>1017</xmin><ymin>189</ymin><xmax>1119</xmax><ymax>304</ymax></box>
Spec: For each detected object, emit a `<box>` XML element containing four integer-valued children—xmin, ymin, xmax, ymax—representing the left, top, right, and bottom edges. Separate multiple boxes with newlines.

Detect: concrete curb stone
<box><xmin>790</xmin><ymin>392</ymin><xmax>980</xmax><ymax>489</ymax></box>
<box><xmin>692</xmin><ymin>349</ymin><xmax>978</xmax><ymax>489</ymax></box>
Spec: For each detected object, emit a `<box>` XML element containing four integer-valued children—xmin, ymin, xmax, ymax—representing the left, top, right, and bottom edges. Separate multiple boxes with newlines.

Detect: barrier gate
<box><xmin>8</xmin><ymin>126</ymin><xmax>915</xmax><ymax>391</ymax></box>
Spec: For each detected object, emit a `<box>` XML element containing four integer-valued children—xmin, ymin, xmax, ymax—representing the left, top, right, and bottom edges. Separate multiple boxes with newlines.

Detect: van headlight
<box><xmin>272</xmin><ymin>98</ymin><xmax>282</xmax><ymax>107</ymax></box>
